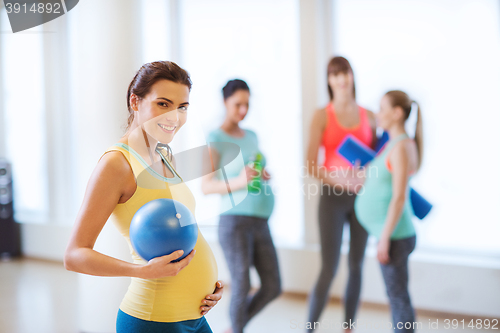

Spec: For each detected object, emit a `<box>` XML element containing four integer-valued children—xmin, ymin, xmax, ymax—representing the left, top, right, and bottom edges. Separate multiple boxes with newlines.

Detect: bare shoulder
<box><xmin>393</xmin><ymin>138</ymin><xmax>417</xmax><ymax>154</ymax></box>
<box><xmin>365</xmin><ymin>109</ymin><xmax>377</xmax><ymax>125</ymax></box>
<box><xmin>405</xmin><ymin>138</ymin><xmax>419</xmax><ymax>162</ymax></box>
<box><xmin>94</xmin><ymin>151</ymin><xmax>136</xmax><ymax>192</ymax></box>
<box><xmin>315</xmin><ymin>106</ymin><xmax>327</xmax><ymax>119</ymax></box>
<box><xmin>312</xmin><ymin>107</ymin><xmax>328</xmax><ymax>129</ymax></box>
<box><xmin>391</xmin><ymin>138</ymin><xmax>418</xmax><ymax>171</ymax></box>
<box><xmin>365</xmin><ymin>108</ymin><xmax>376</xmax><ymax>119</ymax></box>
<box><xmin>392</xmin><ymin>140</ymin><xmax>408</xmax><ymax>155</ymax></box>
<box><xmin>98</xmin><ymin>150</ymin><xmax>132</xmax><ymax>175</ymax></box>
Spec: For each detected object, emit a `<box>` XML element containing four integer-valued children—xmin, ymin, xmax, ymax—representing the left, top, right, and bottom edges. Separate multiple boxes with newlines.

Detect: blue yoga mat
<box><xmin>409</xmin><ymin>188</ymin><xmax>433</xmax><ymax>220</ymax></box>
<box><xmin>375</xmin><ymin>131</ymin><xmax>390</xmax><ymax>152</ymax></box>
<box><xmin>337</xmin><ymin>135</ymin><xmax>432</xmax><ymax>220</ymax></box>
<box><xmin>337</xmin><ymin>136</ymin><xmax>376</xmax><ymax>166</ymax></box>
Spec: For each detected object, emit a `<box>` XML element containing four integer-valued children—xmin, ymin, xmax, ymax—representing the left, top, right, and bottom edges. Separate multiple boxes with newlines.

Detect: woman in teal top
<box><xmin>355</xmin><ymin>90</ymin><xmax>423</xmax><ymax>333</ymax></box>
<box><xmin>204</xmin><ymin>128</ymin><xmax>274</xmax><ymax>219</ymax></box>
<box><xmin>201</xmin><ymin>79</ymin><xmax>281</xmax><ymax>333</ymax></box>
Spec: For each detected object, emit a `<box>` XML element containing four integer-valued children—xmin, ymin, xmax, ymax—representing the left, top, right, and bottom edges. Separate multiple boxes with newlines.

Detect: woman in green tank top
<box><xmin>354</xmin><ymin>90</ymin><xmax>423</xmax><ymax>333</ymax></box>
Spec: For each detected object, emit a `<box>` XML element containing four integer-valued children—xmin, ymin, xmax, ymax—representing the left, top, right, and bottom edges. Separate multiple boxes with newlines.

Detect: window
<box><xmin>140</xmin><ymin>0</ymin><xmax>172</xmax><ymax>63</ymax></box>
<box><xmin>333</xmin><ymin>0</ymin><xmax>500</xmax><ymax>255</ymax></box>
<box><xmin>178</xmin><ymin>0</ymin><xmax>303</xmax><ymax>245</ymax></box>
<box><xmin>1</xmin><ymin>9</ymin><xmax>48</xmax><ymax>223</ymax></box>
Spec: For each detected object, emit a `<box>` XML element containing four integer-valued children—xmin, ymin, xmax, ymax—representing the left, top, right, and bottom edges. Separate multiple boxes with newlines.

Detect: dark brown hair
<box><xmin>126</xmin><ymin>61</ymin><xmax>192</xmax><ymax>129</ymax></box>
<box><xmin>327</xmin><ymin>56</ymin><xmax>356</xmax><ymax>100</ymax></box>
<box><xmin>222</xmin><ymin>79</ymin><xmax>250</xmax><ymax>100</ymax></box>
<box><xmin>385</xmin><ymin>90</ymin><xmax>424</xmax><ymax>170</ymax></box>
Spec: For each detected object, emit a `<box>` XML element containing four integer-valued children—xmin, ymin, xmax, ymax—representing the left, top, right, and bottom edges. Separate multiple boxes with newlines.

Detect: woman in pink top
<box><xmin>305</xmin><ymin>56</ymin><xmax>376</xmax><ymax>332</ymax></box>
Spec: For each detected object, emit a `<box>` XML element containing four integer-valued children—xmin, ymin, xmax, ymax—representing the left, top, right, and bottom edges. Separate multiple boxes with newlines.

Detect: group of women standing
<box><xmin>64</xmin><ymin>56</ymin><xmax>423</xmax><ymax>333</ymax></box>
<box><xmin>206</xmin><ymin>56</ymin><xmax>422</xmax><ymax>333</ymax></box>
<box><xmin>305</xmin><ymin>57</ymin><xmax>422</xmax><ymax>333</ymax></box>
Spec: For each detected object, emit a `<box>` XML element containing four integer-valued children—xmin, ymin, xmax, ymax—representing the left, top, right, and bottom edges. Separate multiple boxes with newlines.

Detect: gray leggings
<box><xmin>218</xmin><ymin>215</ymin><xmax>282</xmax><ymax>333</ymax></box>
<box><xmin>307</xmin><ymin>187</ymin><xmax>368</xmax><ymax>331</ymax></box>
<box><xmin>381</xmin><ymin>235</ymin><xmax>416</xmax><ymax>332</ymax></box>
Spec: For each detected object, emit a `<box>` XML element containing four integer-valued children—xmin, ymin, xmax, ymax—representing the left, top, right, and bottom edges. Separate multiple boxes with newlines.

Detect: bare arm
<box><xmin>377</xmin><ymin>141</ymin><xmax>411</xmax><ymax>264</ymax></box>
<box><xmin>201</xmin><ymin>146</ymin><xmax>255</xmax><ymax>195</ymax></box>
<box><xmin>306</xmin><ymin>108</ymin><xmax>351</xmax><ymax>187</ymax></box>
<box><xmin>365</xmin><ymin>109</ymin><xmax>378</xmax><ymax>149</ymax></box>
<box><xmin>64</xmin><ymin>151</ymin><xmax>194</xmax><ymax>279</ymax></box>
<box><xmin>306</xmin><ymin>108</ymin><xmax>329</xmax><ymax>182</ymax></box>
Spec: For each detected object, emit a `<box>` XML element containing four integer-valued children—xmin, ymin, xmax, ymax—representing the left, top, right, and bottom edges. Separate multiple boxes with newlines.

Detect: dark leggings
<box><xmin>307</xmin><ymin>187</ymin><xmax>368</xmax><ymax>331</ymax></box>
<box><xmin>218</xmin><ymin>215</ymin><xmax>282</xmax><ymax>333</ymax></box>
<box><xmin>381</xmin><ymin>235</ymin><xmax>416</xmax><ymax>332</ymax></box>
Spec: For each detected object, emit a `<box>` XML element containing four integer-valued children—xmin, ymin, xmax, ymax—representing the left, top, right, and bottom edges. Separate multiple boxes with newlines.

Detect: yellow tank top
<box><xmin>100</xmin><ymin>143</ymin><xmax>218</xmax><ymax>322</ymax></box>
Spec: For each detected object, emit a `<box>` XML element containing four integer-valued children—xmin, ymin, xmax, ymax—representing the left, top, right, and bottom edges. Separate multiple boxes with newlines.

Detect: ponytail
<box><xmin>126</xmin><ymin>72</ymin><xmax>140</xmax><ymax>129</ymax></box>
<box><xmin>385</xmin><ymin>90</ymin><xmax>424</xmax><ymax>171</ymax></box>
<box><xmin>413</xmin><ymin>102</ymin><xmax>423</xmax><ymax>170</ymax></box>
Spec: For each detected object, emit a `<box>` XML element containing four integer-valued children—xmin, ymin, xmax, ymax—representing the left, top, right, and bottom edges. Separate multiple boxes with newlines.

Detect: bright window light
<box><xmin>1</xmin><ymin>9</ymin><xmax>48</xmax><ymax>222</ymax></box>
<box><xmin>333</xmin><ymin>0</ymin><xmax>500</xmax><ymax>255</ymax></box>
<box><xmin>178</xmin><ymin>0</ymin><xmax>303</xmax><ymax>245</ymax></box>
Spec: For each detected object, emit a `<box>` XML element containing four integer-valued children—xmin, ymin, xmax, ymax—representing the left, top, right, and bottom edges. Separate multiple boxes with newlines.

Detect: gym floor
<box><xmin>0</xmin><ymin>258</ymin><xmax>495</xmax><ymax>333</ymax></box>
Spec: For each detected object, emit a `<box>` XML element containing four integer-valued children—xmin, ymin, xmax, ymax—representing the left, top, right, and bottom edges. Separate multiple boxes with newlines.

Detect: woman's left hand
<box><xmin>200</xmin><ymin>280</ymin><xmax>224</xmax><ymax>315</ymax></box>
<box><xmin>377</xmin><ymin>237</ymin><xmax>391</xmax><ymax>265</ymax></box>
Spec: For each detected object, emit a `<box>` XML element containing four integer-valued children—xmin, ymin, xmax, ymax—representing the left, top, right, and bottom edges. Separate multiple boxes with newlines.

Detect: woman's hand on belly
<box><xmin>200</xmin><ymin>280</ymin><xmax>224</xmax><ymax>315</ymax></box>
<box><xmin>139</xmin><ymin>249</ymin><xmax>196</xmax><ymax>279</ymax></box>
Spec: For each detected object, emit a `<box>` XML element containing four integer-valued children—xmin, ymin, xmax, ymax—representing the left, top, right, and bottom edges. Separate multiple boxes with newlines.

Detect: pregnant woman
<box><xmin>202</xmin><ymin>79</ymin><xmax>281</xmax><ymax>333</ymax></box>
<box><xmin>355</xmin><ymin>90</ymin><xmax>423</xmax><ymax>332</ymax></box>
<box><xmin>64</xmin><ymin>61</ymin><xmax>222</xmax><ymax>333</ymax></box>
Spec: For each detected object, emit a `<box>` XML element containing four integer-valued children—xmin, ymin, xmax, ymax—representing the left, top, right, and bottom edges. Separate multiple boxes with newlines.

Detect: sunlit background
<box><xmin>1</xmin><ymin>0</ymin><xmax>499</xmax><ymax>332</ymax></box>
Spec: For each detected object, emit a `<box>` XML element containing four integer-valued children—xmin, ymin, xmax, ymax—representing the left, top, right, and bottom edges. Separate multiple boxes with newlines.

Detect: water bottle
<box><xmin>248</xmin><ymin>153</ymin><xmax>263</xmax><ymax>193</ymax></box>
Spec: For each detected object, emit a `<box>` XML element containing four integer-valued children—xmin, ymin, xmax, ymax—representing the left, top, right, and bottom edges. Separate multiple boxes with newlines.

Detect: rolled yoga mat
<box><xmin>375</xmin><ymin>130</ymin><xmax>390</xmax><ymax>152</ymax></box>
<box><xmin>337</xmin><ymin>135</ymin><xmax>432</xmax><ymax>220</ymax></box>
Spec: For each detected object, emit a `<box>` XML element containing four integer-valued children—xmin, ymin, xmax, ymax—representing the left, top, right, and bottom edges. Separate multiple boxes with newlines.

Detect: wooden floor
<box><xmin>0</xmin><ymin>258</ymin><xmax>496</xmax><ymax>333</ymax></box>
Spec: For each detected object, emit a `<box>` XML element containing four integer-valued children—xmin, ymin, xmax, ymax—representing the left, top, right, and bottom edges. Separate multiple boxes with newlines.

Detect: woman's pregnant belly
<box><xmin>120</xmin><ymin>229</ymin><xmax>218</xmax><ymax>322</ymax></box>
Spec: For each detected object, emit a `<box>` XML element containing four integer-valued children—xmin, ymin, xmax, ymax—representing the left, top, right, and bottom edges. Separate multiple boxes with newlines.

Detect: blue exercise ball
<box><xmin>130</xmin><ymin>198</ymin><xmax>198</xmax><ymax>262</ymax></box>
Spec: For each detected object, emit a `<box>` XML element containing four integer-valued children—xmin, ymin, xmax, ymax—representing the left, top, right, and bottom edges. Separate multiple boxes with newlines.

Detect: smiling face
<box><xmin>130</xmin><ymin>79</ymin><xmax>190</xmax><ymax>144</ymax></box>
<box><xmin>377</xmin><ymin>94</ymin><xmax>404</xmax><ymax>130</ymax></box>
<box><xmin>328</xmin><ymin>70</ymin><xmax>354</xmax><ymax>99</ymax></box>
<box><xmin>224</xmin><ymin>89</ymin><xmax>250</xmax><ymax>124</ymax></box>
